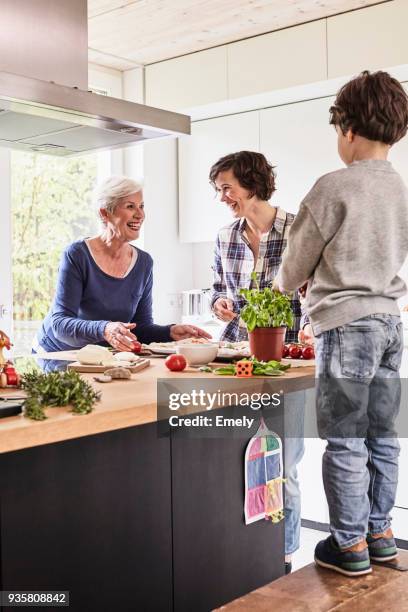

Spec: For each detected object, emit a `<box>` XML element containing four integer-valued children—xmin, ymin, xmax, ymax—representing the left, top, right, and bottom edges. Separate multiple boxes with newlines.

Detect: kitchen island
<box><xmin>0</xmin><ymin>360</ymin><xmax>314</xmax><ymax>612</ymax></box>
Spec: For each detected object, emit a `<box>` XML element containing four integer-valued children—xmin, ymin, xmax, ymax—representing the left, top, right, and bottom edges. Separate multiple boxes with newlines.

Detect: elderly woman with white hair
<box><xmin>36</xmin><ymin>176</ymin><xmax>210</xmax><ymax>352</ymax></box>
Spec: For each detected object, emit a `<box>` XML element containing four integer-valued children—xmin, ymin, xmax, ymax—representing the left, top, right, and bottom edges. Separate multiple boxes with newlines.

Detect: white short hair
<box><xmin>93</xmin><ymin>175</ymin><xmax>143</xmax><ymax>214</ymax></box>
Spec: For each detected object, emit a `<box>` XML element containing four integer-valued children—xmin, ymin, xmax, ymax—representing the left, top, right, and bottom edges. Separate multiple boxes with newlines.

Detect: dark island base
<box><xmin>0</xmin><ymin>406</ymin><xmax>285</xmax><ymax>612</ymax></box>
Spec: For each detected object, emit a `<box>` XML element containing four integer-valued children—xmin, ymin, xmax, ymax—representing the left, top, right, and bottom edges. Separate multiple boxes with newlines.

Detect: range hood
<box><xmin>0</xmin><ymin>0</ymin><xmax>190</xmax><ymax>156</ymax></box>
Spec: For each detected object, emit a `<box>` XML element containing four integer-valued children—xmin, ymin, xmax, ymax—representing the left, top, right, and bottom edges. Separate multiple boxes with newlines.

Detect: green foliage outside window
<box><xmin>12</xmin><ymin>152</ymin><xmax>99</xmax><ymax>321</ymax></box>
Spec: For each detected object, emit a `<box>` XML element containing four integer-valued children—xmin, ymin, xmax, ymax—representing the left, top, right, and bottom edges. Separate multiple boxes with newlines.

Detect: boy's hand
<box><xmin>213</xmin><ymin>298</ymin><xmax>237</xmax><ymax>322</ymax></box>
<box><xmin>298</xmin><ymin>324</ymin><xmax>314</xmax><ymax>346</ymax></box>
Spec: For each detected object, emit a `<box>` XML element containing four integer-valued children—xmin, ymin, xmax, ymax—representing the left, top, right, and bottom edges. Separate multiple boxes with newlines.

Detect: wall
<box><xmin>88</xmin><ymin>63</ymin><xmax>124</xmax><ymax>176</ymax></box>
<box><xmin>0</xmin><ymin>149</ymin><xmax>12</xmax><ymax>335</ymax></box>
<box><xmin>122</xmin><ymin>68</ymin><xmax>194</xmax><ymax>323</ymax></box>
<box><xmin>122</xmin><ymin>67</ymin><xmax>145</xmax><ymax>248</ymax></box>
<box><xmin>192</xmin><ymin>242</ymin><xmax>214</xmax><ymax>289</ymax></box>
<box><xmin>142</xmin><ymin>137</ymin><xmax>194</xmax><ymax>324</ymax></box>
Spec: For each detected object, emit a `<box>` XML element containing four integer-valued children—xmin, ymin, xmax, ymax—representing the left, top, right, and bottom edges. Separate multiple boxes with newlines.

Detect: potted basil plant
<box><xmin>240</xmin><ymin>272</ymin><xmax>294</xmax><ymax>361</ymax></box>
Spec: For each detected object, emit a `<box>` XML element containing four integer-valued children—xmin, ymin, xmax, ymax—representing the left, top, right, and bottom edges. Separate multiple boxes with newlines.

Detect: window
<box><xmin>11</xmin><ymin>151</ymin><xmax>110</xmax><ymax>354</ymax></box>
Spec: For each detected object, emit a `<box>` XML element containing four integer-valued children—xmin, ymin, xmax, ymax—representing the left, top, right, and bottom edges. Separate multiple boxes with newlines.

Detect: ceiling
<box><xmin>88</xmin><ymin>0</ymin><xmax>386</xmax><ymax>70</ymax></box>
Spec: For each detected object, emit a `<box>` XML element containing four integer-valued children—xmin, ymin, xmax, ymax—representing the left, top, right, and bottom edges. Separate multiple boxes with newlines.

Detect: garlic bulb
<box><xmin>104</xmin><ymin>367</ymin><xmax>132</xmax><ymax>379</ymax></box>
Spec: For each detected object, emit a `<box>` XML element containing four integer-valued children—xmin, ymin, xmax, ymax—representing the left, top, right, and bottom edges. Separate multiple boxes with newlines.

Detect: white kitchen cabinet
<box><xmin>259</xmin><ymin>96</ymin><xmax>339</xmax><ymax>214</ymax></box>
<box><xmin>178</xmin><ymin>111</ymin><xmax>259</xmax><ymax>243</ymax></box>
<box><xmin>327</xmin><ymin>0</ymin><xmax>408</xmax><ymax>79</ymax></box>
<box><xmin>227</xmin><ymin>20</ymin><xmax>327</xmax><ymax>101</ymax></box>
<box><xmin>145</xmin><ymin>46</ymin><xmax>228</xmax><ymax>111</ymax></box>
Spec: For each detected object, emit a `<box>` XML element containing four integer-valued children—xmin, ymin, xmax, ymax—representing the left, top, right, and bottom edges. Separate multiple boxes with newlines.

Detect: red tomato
<box><xmin>130</xmin><ymin>340</ymin><xmax>142</xmax><ymax>354</ymax></box>
<box><xmin>301</xmin><ymin>346</ymin><xmax>315</xmax><ymax>360</ymax></box>
<box><xmin>288</xmin><ymin>345</ymin><xmax>302</xmax><ymax>359</ymax></box>
<box><xmin>165</xmin><ymin>354</ymin><xmax>187</xmax><ymax>372</ymax></box>
<box><xmin>282</xmin><ymin>344</ymin><xmax>289</xmax><ymax>358</ymax></box>
<box><xmin>6</xmin><ymin>373</ymin><xmax>18</xmax><ymax>386</ymax></box>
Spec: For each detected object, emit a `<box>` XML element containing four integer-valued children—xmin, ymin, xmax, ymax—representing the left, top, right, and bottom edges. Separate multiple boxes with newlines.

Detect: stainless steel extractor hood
<box><xmin>0</xmin><ymin>0</ymin><xmax>190</xmax><ymax>156</ymax></box>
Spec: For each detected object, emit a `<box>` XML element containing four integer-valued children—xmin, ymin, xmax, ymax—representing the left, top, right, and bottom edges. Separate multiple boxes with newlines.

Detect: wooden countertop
<box><xmin>0</xmin><ymin>360</ymin><xmax>314</xmax><ymax>454</ymax></box>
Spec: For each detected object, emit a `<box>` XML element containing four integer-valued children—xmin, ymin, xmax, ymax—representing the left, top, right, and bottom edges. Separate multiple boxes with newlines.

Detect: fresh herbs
<box><xmin>213</xmin><ymin>357</ymin><xmax>290</xmax><ymax>377</ymax></box>
<box><xmin>21</xmin><ymin>370</ymin><xmax>101</xmax><ymax>421</ymax></box>
<box><xmin>239</xmin><ymin>272</ymin><xmax>294</xmax><ymax>332</ymax></box>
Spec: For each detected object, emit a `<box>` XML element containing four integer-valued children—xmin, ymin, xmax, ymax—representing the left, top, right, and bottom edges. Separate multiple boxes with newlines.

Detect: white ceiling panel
<box><xmin>88</xmin><ymin>0</ymin><xmax>383</xmax><ymax>69</ymax></box>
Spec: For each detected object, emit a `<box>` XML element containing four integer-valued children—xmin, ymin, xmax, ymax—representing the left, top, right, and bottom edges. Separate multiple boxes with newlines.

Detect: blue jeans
<box><xmin>315</xmin><ymin>314</ymin><xmax>403</xmax><ymax>548</ymax></box>
<box><xmin>284</xmin><ymin>391</ymin><xmax>305</xmax><ymax>555</ymax></box>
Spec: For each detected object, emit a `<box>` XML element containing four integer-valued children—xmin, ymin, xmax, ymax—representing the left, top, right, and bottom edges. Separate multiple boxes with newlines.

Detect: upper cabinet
<box><xmin>260</xmin><ymin>96</ymin><xmax>339</xmax><ymax>215</ymax></box>
<box><xmin>227</xmin><ymin>20</ymin><xmax>327</xmax><ymax>100</ymax></box>
<box><xmin>327</xmin><ymin>0</ymin><xmax>408</xmax><ymax>78</ymax></box>
<box><xmin>178</xmin><ymin>111</ymin><xmax>259</xmax><ymax>242</ymax></box>
<box><xmin>145</xmin><ymin>46</ymin><xmax>228</xmax><ymax>111</ymax></box>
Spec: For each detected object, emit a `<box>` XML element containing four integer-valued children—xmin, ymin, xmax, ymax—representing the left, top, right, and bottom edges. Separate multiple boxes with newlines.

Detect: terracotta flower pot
<box><xmin>248</xmin><ymin>327</ymin><xmax>286</xmax><ymax>362</ymax></box>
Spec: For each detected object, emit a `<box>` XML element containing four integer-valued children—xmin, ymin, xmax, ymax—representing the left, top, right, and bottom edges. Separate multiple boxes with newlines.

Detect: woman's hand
<box><xmin>298</xmin><ymin>324</ymin><xmax>314</xmax><ymax>346</ymax></box>
<box><xmin>213</xmin><ymin>298</ymin><xmax>236</xmax><ymax>322</ymax></box>
<box><xmin>170</xmin><ymin>325</ymin><xmax>212</xmax><ymax>342</ymax></box>
<box><xmin>104</xmin><ymin>321</ymin><xmax>138</xmax><ymax>351</ymax></box>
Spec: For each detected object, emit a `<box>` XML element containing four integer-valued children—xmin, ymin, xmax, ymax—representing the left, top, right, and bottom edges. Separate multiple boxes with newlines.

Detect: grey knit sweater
<box><xmin>276</xmin><ymin>159</ymin><xmax>408</xmax><ymax>335</ymax></box>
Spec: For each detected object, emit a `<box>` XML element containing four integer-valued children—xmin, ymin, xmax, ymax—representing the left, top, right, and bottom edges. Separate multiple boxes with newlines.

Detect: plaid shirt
<box><xmin>211</xmin><ymin>207</ymin><xmax>306</xmax><ymax>342</ymax></box>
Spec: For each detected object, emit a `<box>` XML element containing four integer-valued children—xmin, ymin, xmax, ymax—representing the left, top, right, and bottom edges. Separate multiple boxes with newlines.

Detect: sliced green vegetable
<box><xmin>213</xmin><ymin>357</ymin><xmax>290</xmax><ymax>377</ymax></box>
<box><xmin>214</xmin><ymin>365</ymin><xmax>236</xmax><ymax>376</ymax></box>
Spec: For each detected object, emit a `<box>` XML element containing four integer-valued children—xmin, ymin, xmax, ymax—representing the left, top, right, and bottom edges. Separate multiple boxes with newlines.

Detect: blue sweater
<box><xmin>37</xmin><ymin>240</ymin><xmax>172</xmax><ymax>351</ymax></box>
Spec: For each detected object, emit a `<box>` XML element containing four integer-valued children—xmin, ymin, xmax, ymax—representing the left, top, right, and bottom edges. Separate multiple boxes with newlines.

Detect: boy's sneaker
<box><xmin>367</xmin><ymin>529</ymin><xmax>398</xmax><ymax>562</ymax></box>
<box><xmin>314</xmin><ymin>536</ymin><xmax>372</xmax><ymax>577</ymax></box>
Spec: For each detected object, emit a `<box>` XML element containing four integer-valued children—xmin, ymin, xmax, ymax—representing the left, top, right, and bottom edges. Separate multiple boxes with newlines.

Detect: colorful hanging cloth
<box><xmin>244</xmin><ymin>417</ymin><xmax>284</xmax><ymax>524</ymax></box>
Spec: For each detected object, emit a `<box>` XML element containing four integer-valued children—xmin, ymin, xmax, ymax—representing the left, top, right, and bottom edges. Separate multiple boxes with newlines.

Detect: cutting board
<box><xmin>67</xmin><ymin>358</ymin><xmax>151</xmax><ymax>373</ymax></box>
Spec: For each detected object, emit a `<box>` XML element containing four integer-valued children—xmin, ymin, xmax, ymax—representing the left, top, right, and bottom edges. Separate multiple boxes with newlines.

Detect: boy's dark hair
<box><xmin>209</xmin><ymin>151</ymin><xmax>276</xmax><ymax>201</ymax></box>
<box><xmin>329</xmin><ymin>70</ymin><xmax>408</xmax><ymax>145</ymax></box>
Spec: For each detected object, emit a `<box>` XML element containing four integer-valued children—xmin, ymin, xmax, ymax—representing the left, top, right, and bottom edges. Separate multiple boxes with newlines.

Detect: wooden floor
<box><xmin>218</xmin><ymin>550</ymin><xmax>408</xmax><ymax>611</ymax></box>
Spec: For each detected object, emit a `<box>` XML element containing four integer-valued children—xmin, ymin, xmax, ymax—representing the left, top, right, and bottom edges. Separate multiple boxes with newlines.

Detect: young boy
<box><xmin>276</xmin><ymin>70</ymin><xmax>408</xmax><ymax>576</ymax></box>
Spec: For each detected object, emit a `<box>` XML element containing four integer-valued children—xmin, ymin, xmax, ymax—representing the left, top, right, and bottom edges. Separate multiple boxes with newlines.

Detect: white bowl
<box><xmin>176</xmin><ymin>343</ymin><xmax>218</xmax><ymax>366</ymax></box>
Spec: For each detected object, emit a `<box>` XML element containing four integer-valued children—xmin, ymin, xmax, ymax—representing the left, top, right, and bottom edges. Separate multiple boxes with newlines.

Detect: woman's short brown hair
<box><xmin>329</xmin><ymin>70</ymin><xmax>408</xmax><ymax>145</ymax></box>
<box><xmin>209</xmin><ymin>151</ymin><xmax>276</xmax><ymax>201</ymax></box>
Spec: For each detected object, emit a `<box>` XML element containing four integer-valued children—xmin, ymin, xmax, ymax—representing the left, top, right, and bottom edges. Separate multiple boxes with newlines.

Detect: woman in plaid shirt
<box><xmin>209</xmin><ymin>150</ymin><xmax>311</xmax><ymax>573</ymax></box>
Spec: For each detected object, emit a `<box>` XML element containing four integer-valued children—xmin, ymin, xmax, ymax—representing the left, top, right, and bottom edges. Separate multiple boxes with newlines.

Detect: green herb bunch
<box><xmin>239</xmin><ymin>272</ymin><xmax>294</xmax><ymax>332</ymax></box>
<box><xmin>21</xmin><ymin>370</ymin><xmax>101</xmax><ymax>421</ymax></box>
